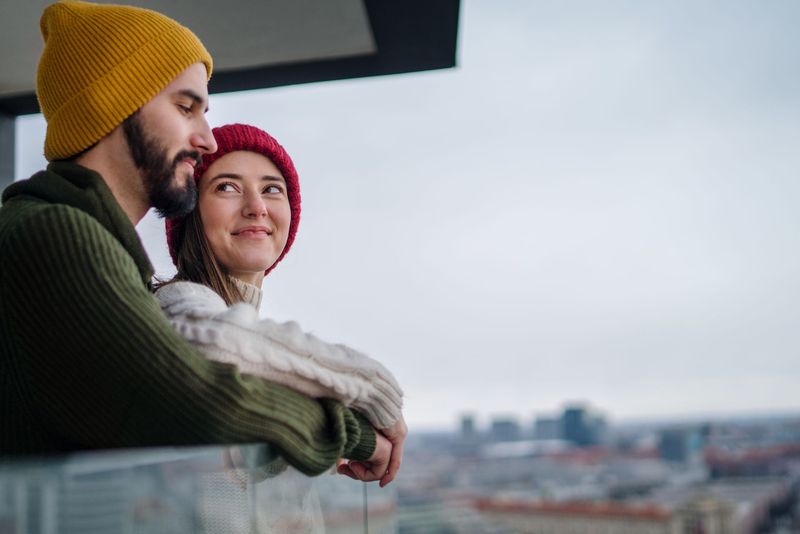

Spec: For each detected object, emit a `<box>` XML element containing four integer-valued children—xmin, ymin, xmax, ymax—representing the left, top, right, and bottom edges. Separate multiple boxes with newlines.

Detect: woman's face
<box><xmin>198</xmin><ymin>150</ymin><xmax>291</xmax><ymax>287</ymax></box>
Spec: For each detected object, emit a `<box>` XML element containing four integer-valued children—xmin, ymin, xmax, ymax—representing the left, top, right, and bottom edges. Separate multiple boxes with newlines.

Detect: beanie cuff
<box><xmin>43</xmin><ymin>17</ymin><xmax>211</xmax><ymax>161</ymax></box>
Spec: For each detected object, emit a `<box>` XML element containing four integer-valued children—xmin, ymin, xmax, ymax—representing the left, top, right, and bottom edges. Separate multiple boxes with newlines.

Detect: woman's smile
<box><xmin>232</xmin><ymin>225</ymin><xmax>272</xmax><ymax>238</ymax></box>
<box><xmin>198</xmin><ymin>150</ymin><xmax>291</xmax><ymax>283</ymax></box>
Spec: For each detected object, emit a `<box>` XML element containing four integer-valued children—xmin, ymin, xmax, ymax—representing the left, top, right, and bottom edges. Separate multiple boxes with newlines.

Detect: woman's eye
<box><xmin>178</xmin><ymin>104</ymin><xmax>192</xmax><ymax>114</ymax></box>
<box><xmin>216</xmin><ymin>182</ymin><xmax>237</xmax><ymax>192</ymax></box>
<box><xmin>264</xmin><ymin>185</ymin><xmax>283</xmax><ymax>194</ymax></box>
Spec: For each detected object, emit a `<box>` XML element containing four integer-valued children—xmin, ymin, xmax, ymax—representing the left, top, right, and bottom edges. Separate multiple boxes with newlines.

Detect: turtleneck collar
<box><xmin>232</xmin><ymin>277</ymin><xmax>263</xmax><ymax>309</ymax></box>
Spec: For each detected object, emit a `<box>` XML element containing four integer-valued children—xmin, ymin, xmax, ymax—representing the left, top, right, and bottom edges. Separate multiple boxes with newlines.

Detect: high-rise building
<box><xmin>562</xmin><ymin>406</ymin><xmax>592</xmax><ymax>446</ymax></box>
<box><xmin>460</xmin><ymin>414</ymin><xmax>477</xmax><ymax>440</ymax></box>
<box><xmin>658</xmin><ymin>426</ymin><xmax>705</xmax><ymax>463</ymax></box>
<box><xmin>534</xmin><ymin>416</ymin><xmax>562</xmax><ymax>440</ymax></box>
<box><xmin>490</xmin><ymin>417</ymin><xmax>522</xmax><ymax>442</ymax></box>
<box><xmin>561</xmin><ymin>405</ymin><xmax>606</xmax><ymax>447</ymax></box>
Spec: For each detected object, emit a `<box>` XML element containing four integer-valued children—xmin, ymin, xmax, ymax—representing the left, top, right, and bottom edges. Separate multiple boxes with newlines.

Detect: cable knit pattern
<box><xmin>156</xmin><ymin>281</ymin><xmax>403</xmax><ymax>429</ymax></box>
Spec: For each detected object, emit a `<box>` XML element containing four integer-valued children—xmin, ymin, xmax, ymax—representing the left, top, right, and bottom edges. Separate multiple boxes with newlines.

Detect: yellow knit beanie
<box><xmin>37</xmin><ymin>1</ymin><xmax>213</xmax><ymax>161</ymax></box>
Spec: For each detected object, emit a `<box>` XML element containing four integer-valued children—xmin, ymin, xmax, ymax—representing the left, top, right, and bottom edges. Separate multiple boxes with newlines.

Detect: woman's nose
<box><xmin>242</xmin><ymin>192</ymin><xmax>267</xmax><ymax>218</ymax></box>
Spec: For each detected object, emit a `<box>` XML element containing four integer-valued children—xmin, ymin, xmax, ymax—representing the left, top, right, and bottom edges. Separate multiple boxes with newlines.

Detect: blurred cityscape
<box><xmin>3</xmin><ymin>405</ymin><xmax>800</xmax><ymax>533</ymax></box>
<box><xmin>395</xmin><ymin>404</ymin><xmax>800</xmax><ymax>533</ymax></box>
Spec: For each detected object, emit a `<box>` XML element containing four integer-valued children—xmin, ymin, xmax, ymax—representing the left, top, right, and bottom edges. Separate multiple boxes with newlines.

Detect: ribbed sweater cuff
<box><xmin>347</xmin><ymin>410</ymin><xmax>376</xmax><ymax>461</ymax></box>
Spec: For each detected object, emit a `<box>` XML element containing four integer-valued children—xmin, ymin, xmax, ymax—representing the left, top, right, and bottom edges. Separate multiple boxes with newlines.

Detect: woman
<box><xmin>157</xmin><ymin>124</ymin><xmax>405</xmax><ymax>484</ymax></box>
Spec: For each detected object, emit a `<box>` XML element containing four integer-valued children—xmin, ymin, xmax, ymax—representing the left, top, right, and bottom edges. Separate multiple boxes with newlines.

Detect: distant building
<box><xmin>589</xmin><ymin>413</ymin><xmax>609</xmax><ymax>444</ymax></box>
<box><xmin>563</xmin><ymin>406</ymin><xmax>593</xmax><ymax>446</ymax></box>
<box><xmin>534</xmin><ymin>416</ymin><xmax>562</xmax><ymax>440</ymax></box>
<box><xmin>658</xmin><ymin>427</ymin><xmax>704</xmax><ymax>463</ymax></box>
<box><xmin>490</xmin><ymin>417</ymin><xmax>522</xmax><ymax>442</ymax></box>
<box><xmin>635</xmin><ymin>477</ymin><xmax>790</xmax><ymax>533</ymax></box>
<box><xmin>473</xmin><ymin>499</ymin><xmax>672</xmax><ymax>533</ymax></box>
<box><xmin>460</xmin><ymin>414</ymin><xmax>477</xmax><ymax>440</ymax></box>
<box><xmin>472</xmin><ymin>497</ymin><xmax>735</xmax><ymax>534</ymax></box>
<box><xmin>561</xmin><ymin>405</ymin><xmax>607</xmax><ymax>447</ymax></box>
<box><xmin>704</xmin><ymin>443</ymin><xmax>800</xmax><ymax>478</ymax></box>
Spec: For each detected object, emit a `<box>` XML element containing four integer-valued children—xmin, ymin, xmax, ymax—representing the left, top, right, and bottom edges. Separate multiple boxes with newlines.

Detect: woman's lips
<box><xmin>232</xmin><ymin>226</ymin><xmax>271</xmax><ymax>238</ymax></box>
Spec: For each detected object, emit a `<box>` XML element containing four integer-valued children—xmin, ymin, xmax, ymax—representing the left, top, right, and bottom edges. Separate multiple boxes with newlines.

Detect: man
<box><xmin>0</xmin><ymin>0</ymin><xmax>403</xmax><ymax>485</ymax></box>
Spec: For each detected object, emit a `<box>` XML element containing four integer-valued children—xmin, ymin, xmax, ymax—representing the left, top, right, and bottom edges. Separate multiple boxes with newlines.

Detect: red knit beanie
<box><xmin>165</xmin><ymin>123</ymin><xmax>301</xmax><ymax>276</ymax></box>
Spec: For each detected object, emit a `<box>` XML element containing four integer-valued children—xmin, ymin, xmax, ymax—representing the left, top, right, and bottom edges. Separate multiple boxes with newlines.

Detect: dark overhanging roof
<box><xmin>0</xmin><ymin>0</ymin><xmax>460</xmax><ymax>117</ymax></box>
<box><xmin>211</xmin><ymin>0</ymin><xmax>461</xmax><ymax>93</ymax></box>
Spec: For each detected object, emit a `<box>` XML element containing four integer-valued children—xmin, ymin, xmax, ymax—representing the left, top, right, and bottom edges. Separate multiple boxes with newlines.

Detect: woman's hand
<box><xmin>337</xmin><ymin>431</ymin><xmax>392</xmax><ymax>484</ymax></box>
<box><xmin>378</xmin><ymin>415</ymin><xmax>408</xmax><ymax>487</ymax></box>
<box><xmin>336</xmin><ymin>415</ymin><xmax>408</xmax><ymax>487</ymax></box>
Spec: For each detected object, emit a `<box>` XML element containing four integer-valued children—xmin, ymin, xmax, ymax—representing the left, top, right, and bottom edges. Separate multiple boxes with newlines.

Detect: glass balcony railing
<box><xmin>0</xmin><ymin>444</ymin><xmax>397</xmax><ymax>533</ymax></box>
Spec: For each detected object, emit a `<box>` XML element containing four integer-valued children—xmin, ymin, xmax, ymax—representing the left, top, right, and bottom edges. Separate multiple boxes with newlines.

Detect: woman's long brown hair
<box><xmin>159</xmin><ymin>209</ymin><xmax>243</xmax><ymax>306</ymax></box>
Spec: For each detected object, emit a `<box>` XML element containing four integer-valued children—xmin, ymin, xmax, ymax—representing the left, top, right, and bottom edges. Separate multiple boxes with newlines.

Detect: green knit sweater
<box><xmin>0</xmin><ymin>162</ymin><xmax>375</xmax><ymax>474</ymax></box>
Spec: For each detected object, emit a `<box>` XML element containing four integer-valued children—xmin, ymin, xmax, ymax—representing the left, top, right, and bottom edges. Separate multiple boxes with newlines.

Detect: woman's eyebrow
<box><xmin>209</xmin><ymin>173</ymin><xmax>243</xmax><ymax>181</ymax></box>
<box><xmin>208</xmin><ymin>173</ymin><xmax>285</xmax><ymax>183</ymax></box>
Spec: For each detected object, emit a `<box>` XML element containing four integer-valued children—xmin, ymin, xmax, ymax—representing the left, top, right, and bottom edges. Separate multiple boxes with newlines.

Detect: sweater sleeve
<box><xmin>156</xmin><ymin>282</ymin><xmax>403</xmax><ymax>429</ymax></box>
<box><xmin>3</xmin><ymin>205</ymin><xmax>375</xmax><ymax>474</ymax></box>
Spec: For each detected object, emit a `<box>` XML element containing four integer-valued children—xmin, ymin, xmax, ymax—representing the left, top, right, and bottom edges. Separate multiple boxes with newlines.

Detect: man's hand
<box><xmin>337</xmin><ymin>431</ymin><xmax>392</xmax><ymax>483</ymax></box>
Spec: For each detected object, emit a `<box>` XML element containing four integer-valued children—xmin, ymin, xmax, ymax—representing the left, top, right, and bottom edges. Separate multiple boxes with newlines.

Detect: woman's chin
<box><xmin>228</xmin><ymin>260</ymin><xmax>275</xmax><ymax>279</ymax></box>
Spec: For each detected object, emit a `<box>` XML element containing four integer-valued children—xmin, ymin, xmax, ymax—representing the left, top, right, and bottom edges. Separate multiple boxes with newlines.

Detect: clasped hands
<box><xmin>336</xmin><ymin>416</ymin><xmax>407</xmax><ymax>487</ymax></box>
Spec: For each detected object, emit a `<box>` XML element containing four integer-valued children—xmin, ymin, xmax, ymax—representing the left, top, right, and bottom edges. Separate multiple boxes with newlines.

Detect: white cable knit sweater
<box><xmin>155</xmin><ymin>280</ymin><xmax>403</xmax><ymax>429</ymax></box>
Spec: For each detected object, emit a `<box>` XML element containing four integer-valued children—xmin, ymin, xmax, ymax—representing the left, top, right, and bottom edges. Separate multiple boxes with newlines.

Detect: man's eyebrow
<box><xmin>177</xmin><ymin>89</ymin><xmax>209</xmax><ymax>112</ymax></box>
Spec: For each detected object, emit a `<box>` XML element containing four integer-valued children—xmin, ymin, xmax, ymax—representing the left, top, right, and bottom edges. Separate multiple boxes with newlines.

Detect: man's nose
<box><xmin>191</xmin><ymin>117</ymin><xmax>217</xmax><ymax>155</ymax></box>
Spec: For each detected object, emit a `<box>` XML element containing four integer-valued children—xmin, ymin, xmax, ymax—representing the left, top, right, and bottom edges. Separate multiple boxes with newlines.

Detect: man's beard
<box><xmin>122</xmin><ymin>112</ymin><xmax>201</xmax><ymax>219</ymax></box>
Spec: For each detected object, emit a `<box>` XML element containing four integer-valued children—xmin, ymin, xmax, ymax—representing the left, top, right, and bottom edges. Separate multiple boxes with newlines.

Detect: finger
<box><xmin>380</xmin><ymin>440</ymin><xmax>404</xmax><ymax>487</ymax></box>
<box><xmin>348</xmin><ymin>461</ymin><xmax>369</xmax><ymax>480</ymax></box>
<box><xmin>336</xmin><ymin>463</ymin><xmax>358</xmax><ymax>480</ymax></box>
<box><xmin>348</xmin><ymin>461</ymin><xmax>382</xmax><ymax>482</ymax></box>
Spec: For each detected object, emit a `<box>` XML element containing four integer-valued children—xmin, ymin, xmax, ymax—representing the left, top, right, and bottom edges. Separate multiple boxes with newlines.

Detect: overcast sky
<box><xmin>16</xmin><ymin>0</ymin><xmax>800</xmax><ymax>431</ymax></box>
